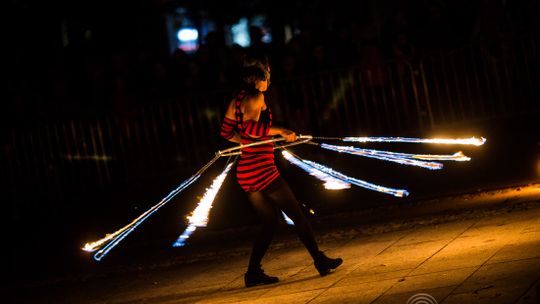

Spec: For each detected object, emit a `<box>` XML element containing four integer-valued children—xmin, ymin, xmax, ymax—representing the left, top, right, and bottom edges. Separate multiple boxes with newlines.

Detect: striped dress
<box><xmin>220</xmin><ymin>95</ymin><xmax>279</xmax><ymax>192</ymax></box>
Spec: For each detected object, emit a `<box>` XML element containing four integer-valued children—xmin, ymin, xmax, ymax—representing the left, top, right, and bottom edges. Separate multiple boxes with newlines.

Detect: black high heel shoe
<box><xmin>314</xmin><ymin>251</ymin><xmax>343</xmax><ymax>276</ymax></box>
<box><xmin>244</xmin><ymin>266</ymin><xmax>279</xmax><ymax>287</ymax></box>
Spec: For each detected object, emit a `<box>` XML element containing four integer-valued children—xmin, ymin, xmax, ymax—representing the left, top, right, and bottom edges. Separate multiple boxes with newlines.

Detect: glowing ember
<box><xmin>173</xmin><ymin>162</ymin><xmax>234</xmax><ymax>247</ymax></box>
<box><xmin>343</xmin><ymin>136</ymin><xmax>486</xmax><ymax>146</ymax></box>
<box><xmin>412</xmin><ymin>151</ymin><xmax>470</xmax><ymax>161</ymax></box>
<box><xmin>82</xmin><ymin>233</ymin><xmax>117</xmax><ymax>252</ymax></box>
<box><xmin>281</xmin><ymin>150</ymin><xmax>351</xmax><ymax>190</ymax></box>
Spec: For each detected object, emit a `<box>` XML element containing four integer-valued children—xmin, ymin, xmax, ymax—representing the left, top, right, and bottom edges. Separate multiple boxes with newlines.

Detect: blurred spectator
<box><xmin>359</xmin><ymin>39</ymin><xmax>386</xmax><ymax>87</ymax></box>
<box><xmin>472</xmin><ymin>0</ymin><xmax>506</xmax><ymax>50</ymax></box>
<box><xmin>309</xmin><ymin>44</ymin><xmax>330</xmax><ymax>73</ymax></box>
<box><xmin>111</xmin><ymin>51</ymin><xmax>136</xmax><ymax>118</ymax></box>
<box><xmin>247</xmin><ymin>26</ymin><xmax>272</xmax><ymax>62</ymax></box>
<box><xmin>167</xmin><ymin>48</ymin><xmax>189</xmax><ymax>95</ymax></box>
<box><xmin>392</xmin><ymin>32</ymin><xmax>417</xmax><ymax>77</ymax></box>
<box><xmin>329</xmin><ymin>20</ymin><xmax>357</xmax><ymax>68</ymax></box>
<box><xmin>5</xmin><ymin>1</ymin><xmax>536</xmax><ymax>125</ymax></box>
<box><xmin>420</xmin><ymin>4</ymin><xmax>458</xmax><ymax>53</ymax></box>
<box><xmin>382</xmin><ymin>10</ymin><xmax>417</xmax><ymax>59</ymax></box>
<box><xmin>279</xmin><ymin>41</ymin><xmax>302</xmax><ymax>79</ymax></box>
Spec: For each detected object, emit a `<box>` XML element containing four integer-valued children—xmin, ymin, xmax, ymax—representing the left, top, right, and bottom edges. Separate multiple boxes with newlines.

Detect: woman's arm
<box><xmin>269</xmin><ymin>126</ymin><xmax>297</xmax><ymax>142</ymax></box>
<box><xmin>220</xmin><ymin>101</ymin><xmax>241</xmax><ymax>143</ymax></box>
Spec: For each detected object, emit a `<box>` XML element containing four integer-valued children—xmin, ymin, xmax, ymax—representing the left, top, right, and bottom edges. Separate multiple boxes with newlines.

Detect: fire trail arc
<box><xmin>82</xmin><ymin>135</ymin><xmax>485</xmax><ymax>260</ymax></box>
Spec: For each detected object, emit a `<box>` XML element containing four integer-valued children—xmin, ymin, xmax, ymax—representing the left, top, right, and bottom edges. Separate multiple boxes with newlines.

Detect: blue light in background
<box><xmin>231</xmin><ymin>18</ymin><xmax>250</xmax><ymax>47</ymax></box>
<box><xmin>177</xmin><ymin>28</ymin><xmax>199</xmax><ymax>42</ymax></box>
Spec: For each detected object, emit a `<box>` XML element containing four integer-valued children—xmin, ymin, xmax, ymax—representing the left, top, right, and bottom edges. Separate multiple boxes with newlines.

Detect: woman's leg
<box><xmin>246</xmin><ymin>190</ymin><xmax>280</xmax><ymax>271</ymax></box>
<box><xmin>263</xmin><ymin>177</ymin><xmax>320</xmax><ymax>260</ymax></box>
<box><xmin>264</xmin><ymin>177</ymin><xmax>343</xmax><ymax>276</ymax></box>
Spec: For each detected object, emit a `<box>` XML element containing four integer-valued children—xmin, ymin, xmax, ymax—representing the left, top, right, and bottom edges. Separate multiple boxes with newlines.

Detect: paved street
<box><xmin>9</xmin><ymin>184</ymin><xmax>540</xmax><ymax>304</ymax></box>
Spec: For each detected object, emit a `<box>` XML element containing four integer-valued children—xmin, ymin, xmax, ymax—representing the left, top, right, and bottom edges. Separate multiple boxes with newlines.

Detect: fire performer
<box><xmin>220</xmin><ymin>58</ymin><xmax>343</xmax><ymax>287</ymax></box>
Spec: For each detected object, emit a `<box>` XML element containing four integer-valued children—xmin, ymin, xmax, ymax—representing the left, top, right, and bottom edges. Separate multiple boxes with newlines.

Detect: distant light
<box><xmin>261</xmin><ymin>32</ymin><xmax>272</xmax><ymax>44</ymax></box>
<box><xmin>177</xmin><ymin>28</ymin><xmax>199</xmax><ymax>42</ymax></box>
<box><xmin>231</xmin><ymin>18</ymin><xmax>250</xmax><ymax>47</ymax></box>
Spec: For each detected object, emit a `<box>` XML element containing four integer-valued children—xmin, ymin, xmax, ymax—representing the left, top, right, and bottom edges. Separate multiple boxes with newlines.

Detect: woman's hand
<box><xmin>280</xmin><ymin>129</ymin><xmax>297</xmax><ymax>142</ymax></box>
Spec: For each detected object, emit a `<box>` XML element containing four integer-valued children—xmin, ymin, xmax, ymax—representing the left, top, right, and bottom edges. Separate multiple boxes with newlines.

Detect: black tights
<box><xmin>246</xmin><ymin>177</ymin><xmax>319</xmax><ymax>271</ymax></box>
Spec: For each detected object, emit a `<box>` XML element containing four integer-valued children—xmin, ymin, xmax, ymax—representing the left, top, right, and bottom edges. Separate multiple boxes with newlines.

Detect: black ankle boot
<box><xmin>244</xmin><ymin>267</ymin><xmax>279</xmax><ymax>287</ymax></box>
<box><xmin>314</xmin><ymin>251</ymin><xmax>343</xmax><ymax>276</ymax></box>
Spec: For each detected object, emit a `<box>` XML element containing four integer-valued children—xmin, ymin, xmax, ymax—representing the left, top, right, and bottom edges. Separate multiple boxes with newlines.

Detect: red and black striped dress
<box><xmin>220</xmin><ymin>95</ymin><xmax>279</xmax><ymax>192</ymax></box>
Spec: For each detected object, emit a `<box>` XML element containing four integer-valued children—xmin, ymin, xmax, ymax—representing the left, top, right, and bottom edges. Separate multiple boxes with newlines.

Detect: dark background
<box><xmin>4</xmin><ymin>0</ymin><xmax>539</xmax><ymax>286</ymax></box>
<box><xmin>6</xmin><ymin>0</ymin><xmax>538</xmax><ymax>124</ymax></box>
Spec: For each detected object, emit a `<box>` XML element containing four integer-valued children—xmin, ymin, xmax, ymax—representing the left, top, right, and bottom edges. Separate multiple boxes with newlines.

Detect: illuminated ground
<box><xmin>9</xmin><ymin>184</ymin><xmax>540</xmax><ymax>304</ymax></box>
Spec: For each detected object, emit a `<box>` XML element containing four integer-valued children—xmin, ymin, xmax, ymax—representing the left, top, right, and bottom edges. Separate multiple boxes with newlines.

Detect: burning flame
<box><xmin>81</xmin><ymin>173</ymin><xmax>203</xmax><ymax>255</ymax></box>
<box><xmin>281</xmin><ymin>150</ymin><xmax>351</xmax><ymax>190</ymax></box>
<box><xmin>282</xmin><ymin>150</ymin><xmax>408</xmax><ymax>197</ymax></box>
<box><xmin>303</xmin><ymin>159</ymin><xmax>409</xmax><ymax>197</ymax></box>
<box><xmin>82</xmin><ymin>233</ymin><xmax>117</xmax><ymax>252</ymax></box>
<box><xmin>173</xmin><ymin>162</ymin><xmax>234</xmax><ymax>247</ymax></box>
<box><xmin>343</xmin><ymin>136</ymin><xmax>486</xmax><ymax>146</ymax></box>
<box><xmin>82</xmin><ymin>154</ymin><xmax>221</xmax><ymax>260</ymax></box>
<box><xmin>412</xmin><ymin>151</ymin><xmax>470</xmax><ymax>161</ymax></box>
<box><xmin>320</xmin><ymin>144</ymin><xmax>472</xmax><ymax>170</ymax></box>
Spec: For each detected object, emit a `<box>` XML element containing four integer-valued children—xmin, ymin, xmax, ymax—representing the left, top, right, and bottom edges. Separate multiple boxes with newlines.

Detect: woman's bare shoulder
<box><xmin>245</xmin><ymin>92</ymin><xmax>265</xmax><ymax>109</ymax></box>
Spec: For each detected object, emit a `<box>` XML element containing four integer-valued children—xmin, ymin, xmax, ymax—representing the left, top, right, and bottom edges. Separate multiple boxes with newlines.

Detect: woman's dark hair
<box><xmin>241</xmin><ymin>66</ymin><xmax>267</xmax><ymax>89</ymax></box>
<box><xmin>243</xmin><ymin>56</ymin><xmax>270</xmax><ymax>71</ymax></box>
<box><xmin>238</xmin><ymin>64</ymin><xmax>269</xmax><ymax>99</ymax></box>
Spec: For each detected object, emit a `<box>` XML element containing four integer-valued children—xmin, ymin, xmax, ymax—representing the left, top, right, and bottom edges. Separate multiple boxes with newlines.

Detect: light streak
<box><xmin>320</xmin><ymin>144</ymin><xmax>470</xmax><ymax>170</ymax></box>
<box><xmin>82</xmin><ymin>154</ymin><xmax>221</xmax><ymax>261</ymax></box>
<box><xmin>282</xmin><ymin>212</ymin><xmax>294</xmax><ymax>226</ymax></box>
<box><xmin>173</xmin><ymin>162</ymin><xmax>234</xmax><ymax>247</ymax></box>
<box><xmin>303</xmin><ymin>159</ymin><xmax>409</xmax><ymax>197</ymax></box>
<box><xmin>321</xmin><ymin>143</ymin><xmax>442</xmax><ymax>170</ymax></box>
<box><xmin>281</xmin><ymin>150</ymin><xmax>351</xmax><ymax>190</ymax></box>
<box><xmin>65</xmin><ymin>154</ymin><xmax>113</xmax><ymax>161</ymax></box>
<box><xmin>83</xmin><ymin>133</ymin><xmax>484</xmax><ymax>260</ymax></box>
<box><xmin>411</xmin><ymin>151</ymin><xmax>470</xmax><ymax>161</ymax></box>
<box><xmin>343</xmin><ymin>136</ymin><xmax>486</xmax><ymax>146</ymax></box>
<box><xmin>282</xmin><ymin>206</ymin><xmax>315</xmax><ymax>225</ymax></box>
<box><xmin>281</xmin><ymin>150</ymin><xmax>407</xmax><ymax>197</ymax></box>
<box><xmin>322</xmin><ymin>144</ymin><xmax>470</xmax><ymax>161</ymax></box>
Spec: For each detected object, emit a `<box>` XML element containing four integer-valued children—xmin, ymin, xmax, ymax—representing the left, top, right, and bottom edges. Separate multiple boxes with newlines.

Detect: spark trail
<box><xmin>281</xmin><ymin>150</ymin><xmax>408</xmax><ymax>197</ymax></box>
<box><xmin>82</xmin><ymin>154</ymin><xmax>220</xmax><ymax>261</ymax></box>
<box><xmin>173</xmin><ymin>162</ymin><xmax>234</xmax><ymax>247</ymax></box>
<box><xmin>281</xmin><ymin>150</ymin><xmax>351</xmax><ymax>190</ymax></box>
<box><xmin>320</xmin><ymin>144</ymin><xmax>471</xmax><ymax>170</ymax></box>
<box><xmin>342</xmin><ymin>136</ymin><xmax>486</xmax><ymax>146</ymax></box>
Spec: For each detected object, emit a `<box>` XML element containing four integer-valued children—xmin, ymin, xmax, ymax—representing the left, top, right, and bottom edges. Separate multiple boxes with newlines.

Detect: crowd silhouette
<box><xmin>5</xmin><ymin>0</ymin><xmax>538</xmax><ymax>127</ymax></box>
